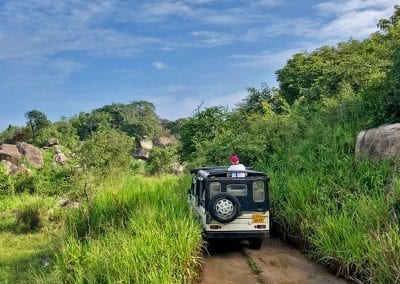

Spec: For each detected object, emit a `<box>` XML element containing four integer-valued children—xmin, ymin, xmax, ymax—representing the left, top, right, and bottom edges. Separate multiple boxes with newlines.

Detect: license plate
<box><xmin>252</xmin><ymin>214</ymin><xmax>265</xmax><ymax>223</ymax></box>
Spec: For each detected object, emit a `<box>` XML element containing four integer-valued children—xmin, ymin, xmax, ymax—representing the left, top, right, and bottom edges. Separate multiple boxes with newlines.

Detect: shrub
<box><xmin>16</xmin><ymin>201</ymin><xmax>44</xmax><ymax>232</ymax></box>
<box><xmin>79</xmin><ymin>129</ymin><xmax>134</xmax><ymax>173</ymax></box>
<box><xmin>14</xmin><ymin>174</ymin><xmax>37</xmax><ymax>194</ymax></box>
<box><xmin>0</xmin><ymin>165</ymin><xmax>14</xmax><ymax>195</ymax></box>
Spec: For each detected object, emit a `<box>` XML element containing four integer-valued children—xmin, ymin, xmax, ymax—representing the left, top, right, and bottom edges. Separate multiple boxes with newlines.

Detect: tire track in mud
<box><xmin>200</xmin><ymin>238</ymin><xmax>348</xmax><ymax>284</ymax></box>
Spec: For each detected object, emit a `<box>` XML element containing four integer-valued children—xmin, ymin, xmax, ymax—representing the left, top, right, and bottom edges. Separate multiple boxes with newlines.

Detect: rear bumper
<box><xmin>204</xmin><ymin>230</ymin><xmax>269</xmax><ymax>239</ymax></box>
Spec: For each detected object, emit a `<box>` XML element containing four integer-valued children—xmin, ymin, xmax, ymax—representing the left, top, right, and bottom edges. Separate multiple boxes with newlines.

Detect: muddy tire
<box><xmin>248</xmin><ymin>238</ymin><xmax>262</xmax><ymax>249</ymax></box>
<box><xmin>209</xmin><ymin>193</ymin><xmax>240</xmax><ymax>223</ymax></box>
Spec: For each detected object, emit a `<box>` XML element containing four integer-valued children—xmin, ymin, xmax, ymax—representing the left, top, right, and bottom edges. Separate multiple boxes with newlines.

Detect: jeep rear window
<box><xmin>227</xmin><ymin>184</ymin><xmax>247</xmax><ymax>196</ymax></box>
<box><xmin>253</xmin><ymin>181</ymin><xmax>265</xmax><ymax>202</ymax></box>
<box><xmin>209</xmin><ymin>182</ymin><xmax>221</xmax><ymax>198</ymax></box>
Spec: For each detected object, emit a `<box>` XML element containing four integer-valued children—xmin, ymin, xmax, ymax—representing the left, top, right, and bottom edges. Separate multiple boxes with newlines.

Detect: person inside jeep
<box><xmin>228</xmin><ymin>155</ymin><xmax>246</xmax><ymax>177</ymax></box>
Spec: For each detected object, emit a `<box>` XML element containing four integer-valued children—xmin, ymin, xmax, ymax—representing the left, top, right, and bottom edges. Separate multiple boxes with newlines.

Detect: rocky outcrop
<box><xmin>0</xmin><ymin>144</ymin><xmax>22</xmax><ymax>164</ymax></box>
<box><xmin>356</xmin><ymin>123</ymin><xmax>400</xmax><ymax>162</ymax></box>
<box><xmin>153</xmin><ymin>135</ymin><xmax>176</xmax><ymax>147</ymax></box>
<box><xmin>1</xmin><ymin>160</ymin><xmax>31</xmax><ymax>175</ymax></box>
<box><xmin>48</xmin><ymin>138</ymin><xmax>60</xmax><ymax>147</ymax></box>
<box><xmin>133</xmin><ymin>138</ymin><xmax>153</xmax><ymax>160</ymax></box>
<box><xmin>133</xmin><ymin>148</ymin><xmax>150</xmax><ymax>160</ymax></box>
<box><xmin>172</xmin><ymin>162</ymin><xmax>184</xmax><ymax>175</ymax></box>
<box><xmin>139</xmin><ymin>139</ymin><xmax>153</xmax><ymax>150</ymax></box>
<box><xmin>53</xmin><ymin>149</ymin><xmax>68</xmax><ymax>166</ymax></box>
<box><xmin>16</xmin><ymin>142</ymin><xmax>44</xmax><ymax>168</ymax></box>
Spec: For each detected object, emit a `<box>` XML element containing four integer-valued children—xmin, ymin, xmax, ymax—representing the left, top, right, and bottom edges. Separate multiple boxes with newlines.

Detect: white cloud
<box><xmin>312</xmin><ymin>0</ymin><xmax>396</xmax><ymax>40</ymax></box>
<box><xmin>152</xmin><ymin>61</ymin><xmax>170</xmax><ymax>70</ymax></box>
<box><xmin>191</xmin><ymin>30</ymin><xmax>234</xmax><ymax>46</ymax></box>
<box><xmin>230</xmin><ymin>48</ymin><xmax>301</xmax><ymax>69</ymax></box>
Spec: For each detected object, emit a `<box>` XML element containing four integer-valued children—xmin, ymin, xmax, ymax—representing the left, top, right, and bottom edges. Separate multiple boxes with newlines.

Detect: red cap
<box><xmin>230</xmin><ymin>155</ymin><xmax>239</xmax><ymax>164</ymax></box>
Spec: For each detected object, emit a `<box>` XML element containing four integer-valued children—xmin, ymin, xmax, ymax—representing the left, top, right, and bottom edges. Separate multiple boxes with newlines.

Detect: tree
<box><xmin>79</xmin><ymin>129</ymin><xmax>134</xmax><ymax>172</ymax></box>
<box><xmin>178</xmin><ymin>106</ymin><xmax>227</xmax><ymax>162</ymax></box>
<box><xmin>237</xmin><ymin>84</ymin><xmax>289</xmax><ymax>115</ymax></box>
<box><xmin>25</xmin><ymin>110</ymin><xmax>50</xmax><ymax>144</ymax></box>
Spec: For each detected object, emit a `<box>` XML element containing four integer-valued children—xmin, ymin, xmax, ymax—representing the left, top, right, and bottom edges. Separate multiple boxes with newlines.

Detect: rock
<box><xmin>133</xmin><ymin>148</ymin><xmax>150</xmax><ymax>160</ymax></box>
<box><xmin>173</xmin><ymin>163</ymin><xmax>185</xmax><ymax>175</ymax></box>
<box><xmin>48</xmin><ymin>138</ymin><xmax>59</xmax><ymax>146</ymax></box>
<box><xmin>0</xmin><ymin>144</ymin><xmax>22</xmax><ymax>164</ymax></box>
<box><xmin>1</xmin><ymin>160</ymin><xmax>16</xmax><ymax>174</ymax></box>
<box><xmin>153</xmin><ymin>135</ymin><xmax>176</xmax><ymax>147</ymax></box>
<box><xmin>53</xmin><ymin>149</ymin><xmax>68</xmax><ymax>166</ymax></box>
<box><xmin>58</xmin><ymin>198</ymin><xmax>69</xmax><ymax>207</ymax></box>
<box><xmin>139</xmin><ymin>139</ymin><xmax>153</xmax><ymax>150</ymax></box>
<box><xmin>356</xmin><ymin>123</ymin><xmax>400</xmax><ymax>162</ymax></box>
<box><xmin>16</xmin><ymin>142</ymin><xmax>44</xmax><ymax>168</ymax></box>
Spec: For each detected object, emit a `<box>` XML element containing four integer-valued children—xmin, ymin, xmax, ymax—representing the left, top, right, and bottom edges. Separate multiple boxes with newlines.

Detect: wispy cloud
<box><xmin>152</xmin><ymin>61</ymin><xmax>170</xmax><ymax>70</ymax></box>
<box><xmin>230</xmin><ymin>49</ymin><xmax>302</xmax><ymax>69</ymax></box>
<box><xmin>312</xmin><ymin>0</ymin><xmax>396</xmax><ymax>41</ymax></box>
<box><xmin>190</xmin><ymin>30</ymin><xmax>234</xmax><ymax>47</ymax></box>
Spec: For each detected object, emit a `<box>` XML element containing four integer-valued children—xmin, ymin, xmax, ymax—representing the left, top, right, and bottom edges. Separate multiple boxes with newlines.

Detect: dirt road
<box><xmin>200</xmin><ymin>238</ymin><xmax>348</xmax><ymax>284</ymax></box>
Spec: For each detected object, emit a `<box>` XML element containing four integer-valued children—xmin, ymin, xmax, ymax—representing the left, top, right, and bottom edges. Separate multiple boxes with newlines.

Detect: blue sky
<box><xmin>0</xmin><ymin>0</ymin><xmax>397</xmax><ymax>130</ymax></box>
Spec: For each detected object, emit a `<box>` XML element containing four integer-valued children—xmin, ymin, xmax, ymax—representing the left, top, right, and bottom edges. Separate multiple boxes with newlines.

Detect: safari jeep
<box><xmin>188</xmin><ymin>166</ymin><xmax>270</xmax><ymax>249</ymax></box>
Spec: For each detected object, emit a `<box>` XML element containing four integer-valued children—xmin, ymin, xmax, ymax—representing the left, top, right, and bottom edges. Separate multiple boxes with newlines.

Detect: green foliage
<box><xmin>15</xmin><ymin>200</ymin><xmax>45</xmax><ymax>232</ymax></box>
<box><xmin>14</xmin><ymin>174</ymin><xmax>37</xmax><ymax>194</ymax></box>
<box><xmin>0</xmin><ymin>125</ymin><xmax>29</xmax><ymax>144</ymax></box>
<box><xmin>35</xmin><ymin>119</ymin><xmax>80</xmax><ymax>149</ymax></box>
<box><xmin>71</xmin><ymin>111</ymin><xmax>113</xmax><ymax>140</ymax></box>
<box><xmin>146</xmin><ymin>146</ymin><xmax>178</xmax><ymax>175</ymax></box>
<box><xmin>179</xmin><ymin>106</ymin><xmax>228</xmax><ymax>162</ymax></box>
<box><xmin>98</xmin><ymin>101</ymin><xmax>162</xmax><ymax>139</ymax></box>
<box><xmin>25</xmin><ymin>110</ymin><xmax>51</xmax><ymax>145</ymax></box>
<box><xmin>52</xmin><ymin>175</ymin><xmax>202</xmax><ymax>283</ymax></box>
<box><xmin>79</xmin><ymin>129</ymin><xmax>134</xmax><ymax>172</ymax></box>
<box><xmin>0</xmin><ymin>165</ymin><xmax>14</xmax><ymax>195</ymax></box>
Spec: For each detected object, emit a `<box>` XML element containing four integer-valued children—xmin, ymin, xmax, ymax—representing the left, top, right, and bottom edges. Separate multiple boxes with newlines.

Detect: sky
<box><xmin>0</xmin><ymin>0</ymin><xmax>398</xmax><ymax>130</ymax></box>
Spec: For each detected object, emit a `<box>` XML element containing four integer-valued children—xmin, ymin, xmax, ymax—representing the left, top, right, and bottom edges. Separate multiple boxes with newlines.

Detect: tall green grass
<box><xmin>263</xmin><ymin>94</ymin><xmax>400</xmax><ymax>283</ymax></box>
<box><xmin>51</xmin><ymin>175</ymin><xmax>203</xmax><ymax>283</ymax></box>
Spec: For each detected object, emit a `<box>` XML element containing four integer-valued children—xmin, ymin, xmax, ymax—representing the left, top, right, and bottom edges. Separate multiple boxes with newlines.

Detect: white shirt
<box><xmin>228</xmin><ymin>164</ymin><xmax>246</xmax><ymax>177</ymax></box>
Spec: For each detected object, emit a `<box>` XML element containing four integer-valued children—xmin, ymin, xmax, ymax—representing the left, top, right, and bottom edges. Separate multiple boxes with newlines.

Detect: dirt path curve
<box><xmin>200</xmin><ymin>238</ymin><xmax>348</xmax><ymax>284</ymax></box>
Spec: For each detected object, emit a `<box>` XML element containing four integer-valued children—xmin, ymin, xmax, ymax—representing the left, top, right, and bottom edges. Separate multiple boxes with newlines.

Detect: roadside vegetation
<box><xmin>0</xmin><ymin>6</ymin><xmax>399</xmax><ymax>284</ymax></box>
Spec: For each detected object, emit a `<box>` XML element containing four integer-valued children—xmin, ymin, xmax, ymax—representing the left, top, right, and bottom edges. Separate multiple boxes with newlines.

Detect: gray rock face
<box><xmin>356</xmin><ymin>123</ymin><xmax>400</xmax><ymax>161</ymax></box>
<box><xmin>53</xmin><ymin>150</ymin><xmax>68</xmax><ymax>166</ymax></box>
<box><xmin>16</xmin><ymin>142</ymin><xmax>44</xmax><ymax>168</ymax></box>
<box><xmin>153</xmin><ymin>136</ymin><xmax>176</xmax><ymax>147</ymax></box>
<box><xmin>48</xmin><ymin>138</ymin><xmax>60</xmax><ymax>146</ymax></box>
<box><xmin>133</xmin><ymin>148</ymin><xmax>150</xmax><ymax>160</ymax></box>
<box><xmin>0</xmin><ymin>144</ymin><xmax>22</xmax><ymax>164</ymax></box>
<box><xmin>139</xmin><ymin>139</ymin><xmax>153</xmax><ymax>150</ymax></box>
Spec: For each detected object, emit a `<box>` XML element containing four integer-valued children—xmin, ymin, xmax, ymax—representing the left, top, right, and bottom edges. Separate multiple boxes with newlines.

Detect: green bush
<box><xmin>0</xmin><ymin>165</ymin><xmax>14</xmax><ymax>195</ymax></box>
<box><xmin>15</xmin><ymin>201</ymin><xmax>44</xmax><ymax>232</ymax></box>
<box><xmin>79</xmin><ymin>129</ymin><xmax>134</xmax><ymax>174</ymax></box>
<box><xmin>146</xmin><ymin>146</ymin><xmax>178</xmax><ymax>175</ymax></box>
<box><xmin>14</xmin><ymin>174</ymin><xmax>37</xmax><ymax>194</ymax></box>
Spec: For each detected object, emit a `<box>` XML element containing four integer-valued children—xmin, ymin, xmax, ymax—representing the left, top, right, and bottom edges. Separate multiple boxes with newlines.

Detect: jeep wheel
<box><xmin>209</xmin><ymin>193</ymin><xmax>240</xmax><ymax>223</ymax></box>
<box><xmin>248</xmin><ymin>238</ymin><xmax>262</xmax><ymax>249</ymax></box>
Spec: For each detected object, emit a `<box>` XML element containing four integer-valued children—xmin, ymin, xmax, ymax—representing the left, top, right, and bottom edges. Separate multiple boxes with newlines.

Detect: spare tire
<box><xmin>209</xmin><ymin>193</ymin><xmax>240</xmax><ymax>223</ymax></box>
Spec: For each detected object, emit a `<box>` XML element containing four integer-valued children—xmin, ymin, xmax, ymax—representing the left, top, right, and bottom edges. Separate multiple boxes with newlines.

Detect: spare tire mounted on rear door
<box><xmin>209</xmin><ymin>192</ymin><xmax>240</xmax><ymax>223</ymax></box>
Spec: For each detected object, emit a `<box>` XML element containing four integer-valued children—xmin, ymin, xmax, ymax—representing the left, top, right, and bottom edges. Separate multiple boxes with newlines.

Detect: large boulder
<box><xmin>356</xmin><ymin>123</ymin><xmax>400</xmax><ymax>161</ymax></box>
<box><xmin>133</xmin><ymin>148</ymin><xmax>150</xmax><ymax>160</ymax></box>
<box><xmin>0</xmin><ymin>144</ymin><xmax>21</xmax><ymax>165</ymax></box>
<box><xmin>139</xmin><ymin>139</ymin><xmax>153</xmax><ymax>150</ymax></box>
<box><xmin>48</xmin><ymin>138</ymin><xmax>60</xmax><ymax>147</ymax></box>
<box><xmin>153</xmin><ymin>135</ymin><xmax>176</xmax><ymax>147</ymax></box>
<box><xmin>53</xmin><ymin>149</ymin><xmax>68</xmax><ymax>166</ymax></box>
<box><xmin>16</xmin><ymin>142</ymin><xmax>44</xmax><ymax>168</ymax></box>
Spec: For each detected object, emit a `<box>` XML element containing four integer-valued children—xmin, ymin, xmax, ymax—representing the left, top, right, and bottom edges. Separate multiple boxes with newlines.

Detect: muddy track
<box><xmin>199</xmin><ymin>238</ymin><xmax>348</xmax><ymax>284</ymax></box>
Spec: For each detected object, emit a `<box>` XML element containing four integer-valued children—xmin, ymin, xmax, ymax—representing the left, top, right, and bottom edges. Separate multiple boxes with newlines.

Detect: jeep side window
<box><xmin>209</xmin><ymin>182</ymin><xmax>221</xmax><ymax>198</ymax></box>
<box><xmin>227</xmin><ymin>184</ymin><xmax>247</xmax><ymax>196</ymax></box>
<box><xmin>253</xmin><ymin>181</ymin><xmax>265</xmax><ymax>202</ymax></box>
<box><xmin>199</xmin><ymin>181</ymin><xmax>205</xmax><ymax>205</ymax></box>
